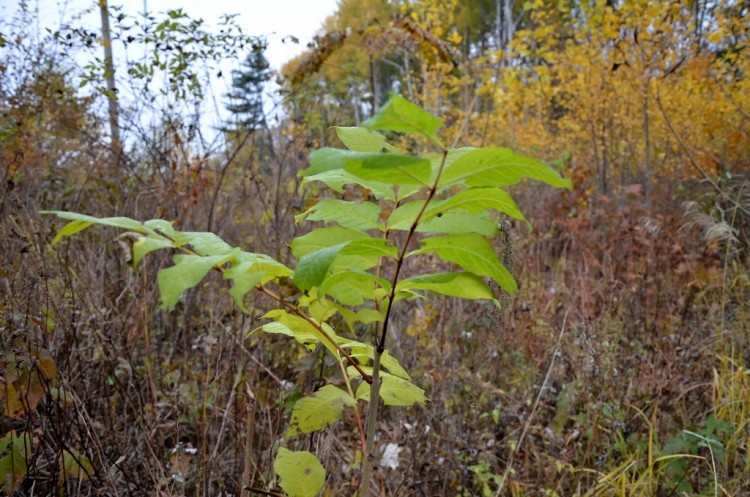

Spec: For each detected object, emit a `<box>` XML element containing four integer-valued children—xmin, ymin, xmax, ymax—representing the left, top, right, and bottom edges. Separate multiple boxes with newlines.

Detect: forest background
<box><xmin>1</xmin><ymin>0</ymin><xmax>750</xmax><ymax>495</ymax></box>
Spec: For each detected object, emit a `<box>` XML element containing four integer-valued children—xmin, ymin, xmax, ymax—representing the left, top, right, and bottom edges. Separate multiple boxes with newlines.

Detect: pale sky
<box><xmin>1</xmin><ymin>0</ymin><xmax>341</xmax><ymax>132</ymax></box>
<box><xmin>1</xmin><ymin>0</ymin><xmax>340</xmax><ymax>70</ymax></box>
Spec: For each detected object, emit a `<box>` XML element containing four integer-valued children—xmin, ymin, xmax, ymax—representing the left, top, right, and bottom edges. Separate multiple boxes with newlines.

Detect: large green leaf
<box><xmin>355</xmin><ymin>370</ymin><xmax>427</xmax><ymax>406</ymax></box>
<box><xmin>362</xmin><ymin>94</ymin><xmax>444</xmax><ymax>147</ymax></box>
<box><xmin>397</xmin><ymin>272</ymin><xmax>494</xmax><ymax>300</ymax></box>
<box><xmin>387</xmin><ymin>201</ymin><xmax>499</xmax><ymax>235</ymax></box>
<box><xmin>319</xmin><ymin>270</ymin><xmax>390</xmax><ymax>306</ymax></box>
<box><xmin>417</xmin><ymin>211</ymin><xmax>500</xmax><ymax>235</ymax></box>
<box><xmin>45</xmin><ymin>211</ymin><xmax>148</xmax><ymax>245</ymax></box>
<box><xmin>262</xmin><ymin>311</ymin><xmax>317</xmax><ymax>344</ymax></box>
<box><xmin>293</xmin><ymin>243</ymin><xmax>348</xmax><ymax>291</ymax></box>
<box><xmin>412</xmin><ymin>234</ymin><xmax>516</xmax><ymax>295</ymax></box>
<box><xmin>294</xmin><ymin>237</ymin><xmax>395</xmax><ymax>292</ymax></box>
<box><xmin>286</xmin><ymin>385</ymin><xmax>357</xmax><ymax>438</ymax></box>
<box><xmin>303</xmin><ymin>169</ymin><xmax>395</xmax><ymax>200</ymax></box>
<box><xmin>425</xmin><ymin>147</ymin><xmax>474</xmax><ymax>184</ymax></box>
<box><xmin>439</xmin><ymin>148</ymin><xmax>572</xmax><ymax>189</ymax></box>
<box><xmin>295</xmin><ymin>199</ymin><xmax>382</xmax><ymax>231</ymax></box>
<box><xmin>341</xmin><ymin>238</ymin><xmax>397</xmax><ymax>259</ymax></box>
<box><xmin>423</xmin><ymin>187</ymin><xmax>527</xmax><ymax>224</ymax></box>
<box><xmin>335</xmin><ymin>126</ymin><xmax>398</xmax><ymax>153</ymax></box>
<box><xmin>344</xmin><ymin>153</ymin><xmax>431</xmax><ymax>186</ymax></box>
<box><xmin>304</xmin><ymin>147</ymin><xmax>348</xmax><ymax>176</ymax></box>
<box><xmin>157</xmin><ymin>254</ymin><xmax>230</xmax><ymax>310</ymax></box>
<box><xmin>290</xmin><ymin>227</ymin><xmax>368</xmax><ymax>258</ymax></box>
<box><xmin>274</xmin><ymin>448</ymin><xmax>326</xmax><ymax>497</ymax></box>
<box><xmin>236</xmin><ymin>252</ymin><xmax>293</xmax><ymax>282</ymax></box>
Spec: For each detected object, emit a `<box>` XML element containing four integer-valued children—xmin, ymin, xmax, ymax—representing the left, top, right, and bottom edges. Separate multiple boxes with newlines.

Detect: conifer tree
<box><xmin>225</xmin><ymin>41</ymin><xmax>271</xmax><ymax>131</ymax></box>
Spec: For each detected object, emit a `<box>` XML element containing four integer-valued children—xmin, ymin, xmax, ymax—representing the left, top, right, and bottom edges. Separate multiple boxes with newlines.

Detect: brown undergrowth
<box><xmin>3</xmin><ymin>149</ymin><xmax>748</xmax><ymax>496</ymax></box>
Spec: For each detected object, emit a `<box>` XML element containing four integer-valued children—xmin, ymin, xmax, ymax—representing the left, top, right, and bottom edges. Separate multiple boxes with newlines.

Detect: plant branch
<box><xmin>243</xmin><ymin>487</ymin><xmax>285</xmax><ymax>497</ymax></box>
<box><xmin>377</xmin><ymin>149</ymin><xmax>449</xmax><ymax>352</ymax></box>
<box><xmin>255</xmin><ymin>285</ymin><xmax>372</xmax><ymax>383</ymax></box>
<box><xmin>336</xmin><ymin>349</ymin><xmax>367</xmax><ymax>454</ymax></box>
<box><xmin>360</xmin><ymin>148</ymin><xmax>449</xmax><ymax>497</ymax></box>
<box><xmin>155</xmin><ymin>233</ymin><xmax>372</xmax><ymax>383</ymax></box>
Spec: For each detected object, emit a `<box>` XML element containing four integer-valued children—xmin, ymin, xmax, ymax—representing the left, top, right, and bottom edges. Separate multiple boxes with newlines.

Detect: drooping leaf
<box><xmin>45</xmin><ymin>212</ymin><xmax>149</xmax><ymax>246</ymax></box>
<box><xmin>45</xmin><ymin>211</ymin><xmax>146</xmax><ymax>231</ymax></box>
<box><xmin>222</xmin><ymin>262</ymin><xmax>265</xmax><ymax>311</ymax></box>
<box><xmin>157</xmin><ymin>254</ymin><xmax>230</xmax><ymax>310</ymax></box>
<box><xmin>335</xmin><ymin>126</ymin><xmax>398</xmax><ymax>153</ymax></box>
<box><xmin>172</xmin><ymin>231</ymin><xmax>234</xmax><ymax>256</ymax></box>
<box><xmin>50</xmin><ymin>220</ymin><xmax>93</xmax><ymax>246</ymax></box>
<box><xmin>355</xmin><ymin>370</ymin><xmax>427</xmax><ymax>406</ymax></box>
<box><xmin>286</xmin><ymin>385</ymin><xmax>357</xmax><ymax>438</ymax></box>
<box><xmin>296</xmin><ymin>198</ymin><xmax>382</xmax><ymax>231</ymax></box>
<box><xmin>397</xmin><ymin>272</ymin><xmax>494</xmax><ymax>300</ymax></box>
<box><xmin>412</xmin><ymin>234</ymin><xmax>516</xmax><ymax>295</ymax></box>
<box><xmin>60</xmin><ymin>448</ymin><xmax>94</xmax><ymax>481</ymax></box>
<box><xmin>236</xmin><ymin>252</ymin><xmax>293</xmax><ymax>283</ymax></box>
<box><xmin>143</xmin><ymin>219</ymin><xmax>177</xmax><ymax>238</ymax></box>
<box><xmin>274</xmin><ymin>448</ymin><xmax>326</xmax><ymax>497</ymax></box>
<box><xmin>439</xmin><ymin>148</ymin><xmax>572</xmax><ymax>189</ymax></box>
<box><xmin>362</xmin><ymin>94</ymin><xmax>444</xmax><ymax>147</ymax></box>
<box><xmin>132</xmin><ymin>237</ymin><xmax>174</xmax><ymax>267</ymax></box>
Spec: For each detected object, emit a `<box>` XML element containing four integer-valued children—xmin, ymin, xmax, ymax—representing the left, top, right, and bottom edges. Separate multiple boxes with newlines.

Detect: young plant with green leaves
<box><xmin>44</xmin><ymin>94</ymin><xmax>570</xmax><ymax>497</ymax></box>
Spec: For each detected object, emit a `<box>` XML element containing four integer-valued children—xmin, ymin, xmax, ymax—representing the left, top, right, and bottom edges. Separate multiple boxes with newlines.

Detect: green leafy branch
<box><xmin>43</xmin><ymin>94</ymin><xmax>570</xmax><ymax>497</ymax></box>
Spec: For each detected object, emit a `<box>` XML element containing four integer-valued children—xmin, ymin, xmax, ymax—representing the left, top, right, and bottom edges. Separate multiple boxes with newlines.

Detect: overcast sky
<box><xmin>1</xmin><ymin>0</ymin><xmax>339</xmax><ymax>70</ymax></box>
<box><xmin>1</xmin><ymin>0</ymin><xmax>340</xmax><ymax>132</ymax></box>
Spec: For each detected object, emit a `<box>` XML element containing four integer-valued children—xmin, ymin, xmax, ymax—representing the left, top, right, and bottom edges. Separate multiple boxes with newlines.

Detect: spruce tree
<box><xmin>225</xmin><ymin>41</ymin><xmax>271</xmax><ymax>131</ymax></box>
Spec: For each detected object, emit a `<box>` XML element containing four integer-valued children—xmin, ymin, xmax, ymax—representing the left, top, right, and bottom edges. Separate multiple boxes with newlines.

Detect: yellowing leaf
<box><xmin>355</xmin><ymin>371</ymin><xmax>427</xmax><ymax>406</ymax></box>
<box><xmin>286</xmin><ymin>385</ymin><xmax>357</xmax><ymax>438</ymax></box>
<box><xmin>274</xmin><ymin>448</ymin><xmax>326</xmax><ymax>497</ymax></box>
<box><xmin>157</xmin><ymin>254</ymin><xmax>230</xmax><ymax>311</ymax></box>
